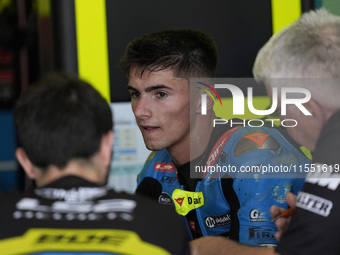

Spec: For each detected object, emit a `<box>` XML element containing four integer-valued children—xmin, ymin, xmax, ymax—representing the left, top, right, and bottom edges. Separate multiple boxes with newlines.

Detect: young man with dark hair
<box><xmin>119</xmin><ymin>29</ymin><xmax>309</xmax><ymax>246</ymax></box>
<box><xmin>0</xmin><ymin>74</ymin><xmax>190</xmax><ymax>255</ymax></box>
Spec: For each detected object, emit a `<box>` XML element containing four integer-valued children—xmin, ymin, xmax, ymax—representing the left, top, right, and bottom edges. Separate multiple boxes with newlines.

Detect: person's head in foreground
<box><xmin>14</xmin><ymin>73</ymin><xmax>114</xmax><ymax>187</ymax></box>
<box><xmin>253</xmin><ymin>8</ymin><xmax>340</xmax><ymax>151</ymax></box>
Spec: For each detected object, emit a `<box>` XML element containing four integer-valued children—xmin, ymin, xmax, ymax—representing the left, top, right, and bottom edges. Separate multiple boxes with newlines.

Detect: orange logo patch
<box><xmin>244</xmin><ymin>133</ymin><xmax>270</xmax><ymax>147</ymax></box>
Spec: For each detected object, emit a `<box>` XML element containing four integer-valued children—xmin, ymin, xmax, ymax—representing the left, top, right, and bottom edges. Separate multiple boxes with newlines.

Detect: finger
<box><xmin>286</xmin><ymin>192</ymin><xmax>297</xmax><ymax>208</ymax></box>
<box><xmin>270</xmin><ymin>205</ymin><xmax>285</xmax><ymax>218</ymax></box>
<box><xmin>274</xmin><ymin>230</ymin><xmax>282</xmax><ymax>242</ymax></box>
<box><xmin>275</xmin><ymin>217</ymin><xmax>290</xmax><ymax>233</ymax></box>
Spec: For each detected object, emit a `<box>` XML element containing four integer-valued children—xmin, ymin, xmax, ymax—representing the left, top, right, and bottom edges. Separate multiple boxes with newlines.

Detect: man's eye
<box><xmin>156</xmin><ymin>92</ymin><xmax>167</xmax><ymax>98</ymax></box>
<box><xmin>129</xmin><ymin>92</ymin><xmax>140</xmax><ymax>98</ymax></box>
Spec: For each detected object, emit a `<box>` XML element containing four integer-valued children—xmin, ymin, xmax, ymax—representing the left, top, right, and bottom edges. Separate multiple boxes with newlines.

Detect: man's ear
<box><xmin>15</xmin><ymin>148</ymin><xmax>36</xmax><ymax>180</ymax></box>
<box><xmin>99</xmin><ymin>131</ymin><xmax>114</xmax><ymax>168</ymax></box>
<box><xmin>303</xmin><ymin>99</ymin><xmax>323</xmax><ymax>121</ymax></box>
<box><xmin>296</xmin><ymin>98</ymin><xmax>325</xmax><ymax>132</ymax></box>
<box><xmin>196</xmin><ymin>93</ymin><xmax>215</xmax><ymax>114</ymax></box>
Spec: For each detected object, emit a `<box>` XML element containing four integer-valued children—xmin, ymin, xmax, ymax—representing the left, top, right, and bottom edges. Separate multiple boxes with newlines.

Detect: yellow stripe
<box><xmin>74</xmin><ymin>0</ymin><xmax>110</xmax><ymax>102</ymax></box>
<box><xmin>271</xmin><ymin>0</ymin><xmax>301</xmax><ymax>34</ymax></box>
<box><xmin>0</xmin><ymin>229</ymin><xmax>170</xmax><ymax>254</ymax></box>
<box><xmin>0</xmin><ymin>0</ymin><xmax>11</xmax><ymax>14</ymax></box>
<box><xmin>37</xmin><ymin>0</ymin><xmax>50</xmax><ymax>16</ymax></box>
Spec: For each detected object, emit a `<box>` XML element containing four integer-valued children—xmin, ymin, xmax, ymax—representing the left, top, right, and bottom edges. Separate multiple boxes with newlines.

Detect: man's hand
<box><xmin>190</xmin><ymin>236</ymin><xmax>276</xmax><ymax>255</ymax></box>
<box><xmin>270</xmin><ymin>192</ymin><xmax>297</xmax><ymax>241</ymax></box>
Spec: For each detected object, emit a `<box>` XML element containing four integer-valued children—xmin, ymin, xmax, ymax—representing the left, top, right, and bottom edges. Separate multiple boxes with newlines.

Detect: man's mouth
<box><xmin>141</xmin><ymin>125</ymin><xmax>159</xmax><ymax>132</ymax></box>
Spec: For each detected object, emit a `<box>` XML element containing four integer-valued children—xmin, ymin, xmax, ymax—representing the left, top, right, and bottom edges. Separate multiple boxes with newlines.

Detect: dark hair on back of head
<box><xmin>14</xmin><ymin>73</ymin><xmax>113</xmax><ymax>170</ymax></box>
<box><xmin>119</xmin><ymin>29</ymin><xmax>218</xmax><ymax>78</ymax></box>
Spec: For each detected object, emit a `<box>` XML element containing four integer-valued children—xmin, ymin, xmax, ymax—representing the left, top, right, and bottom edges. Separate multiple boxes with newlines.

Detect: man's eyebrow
<box><xmin>127</xmin><ymin>84</ymin><xmax>173</xmax><ymax>93</ymax></box>
<box><xmin>127</xmin><ymin>85</ymin><xmax>138</xmax><ymax>92</ymax></box>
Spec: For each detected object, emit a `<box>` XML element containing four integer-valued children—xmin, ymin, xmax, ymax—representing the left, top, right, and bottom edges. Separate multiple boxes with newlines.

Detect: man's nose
<box><xmin>133</xmin><ymin>96</ymin><xmax>152</xmax><ymax>119</ymax></box>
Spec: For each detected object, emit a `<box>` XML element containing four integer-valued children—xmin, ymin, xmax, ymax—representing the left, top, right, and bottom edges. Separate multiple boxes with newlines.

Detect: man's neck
<box><xmin>33</xmin><ymin>159</ymin><xmax>106</xmax><ymax>188</ymax></box>
<box><xmin>168</xmin><ymin>113</ymin><xmax>215</xmax><ymax>166</ymax></box>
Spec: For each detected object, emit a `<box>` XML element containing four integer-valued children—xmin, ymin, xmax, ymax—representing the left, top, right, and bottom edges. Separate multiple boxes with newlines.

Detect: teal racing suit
<box><xmin>136</xmin><ymin>125</ymin><xmax>309</xmax><ymax>246</ymax></box>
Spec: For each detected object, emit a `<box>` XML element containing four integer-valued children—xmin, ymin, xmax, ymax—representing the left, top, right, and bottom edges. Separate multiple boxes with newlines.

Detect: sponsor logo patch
<box><xmin>160</xmin><ymin>175</ymin><xmax>177</xmax><ymax>185</ymax></box>
<box><xmin>306</xmin><ymin>169</ymin><xmax>340</xmax><ymax>191</ymax></box>
<box><xmin>206</xmin><ymin>126</ymin><xmax>241</xmax><ymax>167</ymax></box>
<box><xmin>154</xmin><ymin>162</ymin><xmax>175</xmax><ymax>173</ymax></box>
<box><xmin>249</xmin><ymin>209</ymin><xmax>267</xmax><ymax>222</ymax></box>
<box><xmin>205</xmin><ymin>212</ymin><xmax>231</xmax><ymax>228</ymax></box>
<box><xmin>172</xmin><ymin>189</ymin><xmax>204</xmax><ymax>216</ymax></box>
<box><xmin>174</xmin><ymin>197</ymin><xmax>185</xmax><ymax>206</ymax></box>
<box><xmin>296</xmin><ymin>191</ymin><xmax>333</xmax><ymax>217</ymax></box>
<box><xmin>158</xmin><ymin>193</ymin><xmax>173</xmax><ymax>206</ymax></box>
<box><xmin>249</xmin><ymin>226</ymin><xmax>275</xmax><ymax>240</ymax></box>
<box><xmin>244</xmin><ymin>133</ymin><xmax>270</xmax><ymax>147</ymax></box>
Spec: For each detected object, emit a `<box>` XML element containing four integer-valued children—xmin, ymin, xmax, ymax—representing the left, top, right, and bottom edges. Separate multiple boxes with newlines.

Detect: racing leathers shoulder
<box><xmin>276</xmin><ymin>110</ymin><xmax>340</xmax><ymax>255</ymax></box>
<box><xmin>136</xmin><ymin>125</ymin><xmax>309</xmax><ymax>246</ymax></box>
<box><xmin>0</xmin><ymin>175</ymin><xmax>190</xmax><ymax>255</ymax></box>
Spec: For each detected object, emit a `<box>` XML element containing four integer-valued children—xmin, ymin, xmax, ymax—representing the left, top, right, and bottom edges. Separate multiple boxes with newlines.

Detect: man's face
<box><xmin>128</xmin><ymin>67</ymin><xmax>191</xmax><ymax>153</ymax></box>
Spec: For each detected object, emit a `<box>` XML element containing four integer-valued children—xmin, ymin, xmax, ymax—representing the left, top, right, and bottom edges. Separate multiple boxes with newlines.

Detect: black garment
<box><xmin>0</xmin><ymin>176</ymin><xmax>190</xmax><ymax>255</ymax></box>
<box><xmin>276</xmin><ymin>110</ymin><xmax>340</xmax><ymax>255</ymax></box>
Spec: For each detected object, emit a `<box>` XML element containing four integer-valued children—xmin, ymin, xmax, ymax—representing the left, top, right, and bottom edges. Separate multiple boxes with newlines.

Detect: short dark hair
<box><xmin>119</xmin><ymin>29</ymin><xmax>218</xmax><ymax>78</ymax></box>
<box><xmin>14</xmin><ymin>73</ymin><xmax>113</xmax><ymax>170</ymax></box>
